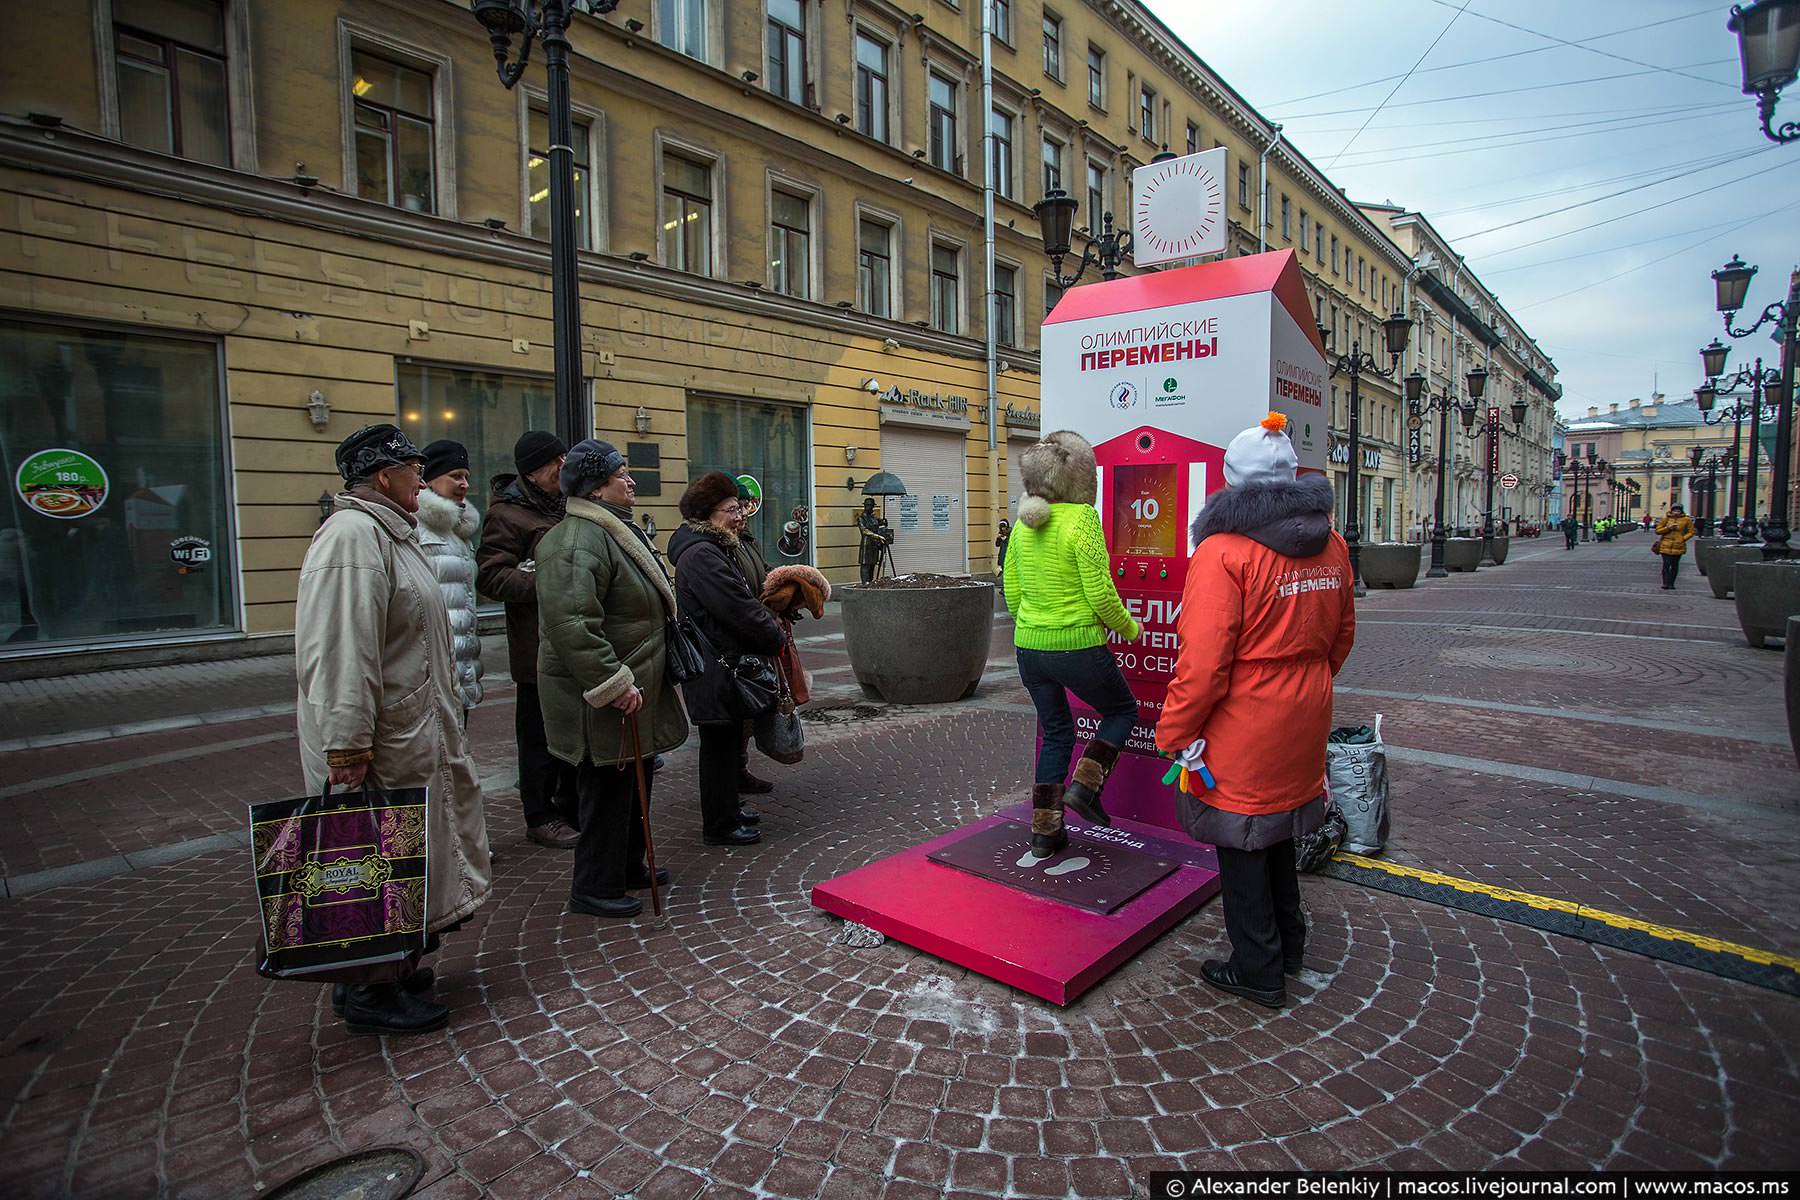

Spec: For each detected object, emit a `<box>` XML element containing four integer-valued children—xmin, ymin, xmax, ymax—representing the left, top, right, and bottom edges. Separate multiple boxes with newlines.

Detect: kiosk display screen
<box><xmin>1109</xmin><ymin>463</ymin><xmax>1179</xmax><ymax>558</ymax></box>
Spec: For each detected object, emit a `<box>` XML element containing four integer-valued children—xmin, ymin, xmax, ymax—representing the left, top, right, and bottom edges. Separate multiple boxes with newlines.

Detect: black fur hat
<box><xmin>679</xmin><ymin>470</ymin><xmax>741</xmax><ymax>521</ymax></box>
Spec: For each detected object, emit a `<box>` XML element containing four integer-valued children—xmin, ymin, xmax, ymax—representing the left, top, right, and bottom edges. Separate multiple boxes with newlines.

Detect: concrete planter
<box><xmin>1731</xmin><ymin>560</ymin><xmax>1800</xmax><ymax>650</ymax></box>
<box><xmin>1488</xmin><ymin>533</ymin><xmax>1509</xmax><ymax>565</ymax></box>
<box><xmin>1693</xmin><ymin>536</ymin><xmax>1728</xmax><ymax>577</ymax></box>
<box><xmin>1360</xmin><ymin>543</ymin><xmax>1420</xmax><ymax>589</ymax></box>
<box><xmin>1787</xmin><ymin>616</ymin><xmax>1799</xmax><ymax>769</ymax></box>
<box><xmin>1707</xmin><ymin>546</ymin><xmax>1768</xmax><ymax>600</ymax></box>
<box><xmin>841</xmin><ymin>579</ymin><xmax>995</xmax><ymax>703</ymax></box>
<box><xmin>1444</xmin><ymin>538</ymin><xmax>1482</xmax><ymax>573</ymax></box>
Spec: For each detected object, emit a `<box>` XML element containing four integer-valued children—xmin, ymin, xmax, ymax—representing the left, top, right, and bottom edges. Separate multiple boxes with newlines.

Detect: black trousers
<box><xmin>1660</xmin><ymin>553</ymin><xmax>1681</xmax><ymax>588</ymax></box>
<box><xmin>571</xmin><ymin>756</ymin><xmax>649</xmax><ymax>899</ymax></box>
<box><xmin>698</xmin><ymin>723</ymin><xmax>742</xmax><ymax>838</ymax></box>
<box><xmin>1564</xmin><ymin>529</ymin><xmax>1577</xmax><ymax>549</ymax></box>
<box><xmin>515</xmin><ymin>681</ymin><xmax>578</xmax><ymax>828</ymax></box>
<box><xmin>1213</xmin><ymin>840</ymin><xmax>1305</xmax><ymax>991</ymax></box>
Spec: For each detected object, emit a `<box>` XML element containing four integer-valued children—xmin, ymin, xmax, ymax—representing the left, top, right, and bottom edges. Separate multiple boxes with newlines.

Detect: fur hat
<box><xmin>1017</xmin><ymin>430</ymin><xmax>1098</xmax><ymax>529</ymax></box>
<box><xmin>1223</xmin><ymin>413</ymin><xmax>1300</xmax><ymax>487</ymax></box>
<box><xmin>679</xmin><ymin>470</ymin><xmax>741</xmax><ymax>521</ymax></box>
<box><xmin>559</xmin><ymin>438</ymin><xmax>626</xmax><ymax>498</ymax></box>
<box><xmin>762</xmin><ymin>564</ymin><xmax>831</xmax><ymax>618</ymax></box>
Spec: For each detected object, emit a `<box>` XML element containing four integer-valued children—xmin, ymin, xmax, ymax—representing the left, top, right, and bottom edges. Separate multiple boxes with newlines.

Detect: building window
<box><xmin>527</xmin><ymin>107</ymin><xmax>591</xmax><ymax>249</ymax></box>
<box><xmin>1359</xmin><ymin>256</ymin><xmax>1367</xmax><ymax>292</ymax></box>
<box><xmin>1046</xmin><ymin>277</ymin><xmax>1064</xmax><ymax>315</ymax></box>
<box><xmin>769</xmin><ymin>188</ymin><xmax>811</xmax><ymax>298</ymax></box>
<box><xmin>854</xmin><ymin>30</ymin><xmax>889</xmax><ymax>142</ymax></box>
<box><xmin>1331</xmin><ymin>235</ymin><xmax>1340</xmax><ymax>274</ymax></box>
<box><xmin>1041</xmin><ymin>135</ymin><xmax>1064</xmax><ymax>194</ymax></box>
<box><xmin>1237</xmin><ymin>161</ymin><xmax>1249</xmax><ymax>209</ymax></box>
<box><xmin>399</xmin><ymin>364</ymin><xmax>555</xmax><ymax>522</ymax></box>
<box><xmin>659</xmin><ymin>0</ymin><xmax>706</xmax><ymax>60</ymax></box>
<box><xmin>1280</xmin><ymin>196</ymin><xmax>1291</xmax><ymax>241</ymax></box>
<box><xmin>928</xmin><ymin>70</ymin><xmax>959</xmax><ymax>173</ymax></box>
<box><xmin>992</xmin><ymin>0</ymin><xmax>1012</xmax><ymax>43</ymax></box>
<box><xmin>858</xmin><ymin>217</ymin><xmax>892</xmax><ymax>317</ymax></box>
<box><xmin>1315</xmin><ymin>223</ymin><xmax>1324</xmax><ymax>262</ymax></box>
<box><xmin>1138</xmin><ymin>84</ymin><xmax>1156</xmax><ymax>142</ymax></box>
<box><xmin>994</xmin><ymin>264</ymin><xmax>1018</xmax><ymax>347</ymax></box>
<box><xmin>931</xmin><ymin>242</ymin><xmax>960</xmax><ymax>333</ymax></box>
<box><xmin>0</xmin><ymin>318</ymin><xmax>236</xmax><ymax>649</ymax></box>
<box><xmin>1298</xmin><ymin>210</ymin><xmax>1309</xmax><ymax>253</ymax></box>
<box><xmin>1042</xmin><ymin>13</ymin><xmax>1062</xmax><ymax>79</ymax></box>
<box><xmin>1185</xmin><ymin>120</ymin><xmax>1199</xmax><ymax>156</ymax></box>
<box><xmin>1086</xmin><ymin>44</ymin><xmax>1105</xmax><ymax>108</ymax></box>
<box><xmin>989</xmin><ymin>107</ymin><xmax>1014</xmax><ymax>198</ymax></box>
<box><xmin>766</xmin><ymin>0</ymin><xmax>806</xmax><ymax>105</ymax></box>
<box><xmin>661</xmin><ymin>150</ymin><xmax>713</xmax><ymax>274</ymax></box>
<box><xmin>687</xmin><ymin>396</ymin><xmax>811</xmax><ymax>559</ymax></box>
<box><xmin>351</xmin><ymin>50</ymin><xmax>436</xmax><ymax>212</ymax></box>
<box><xmin>1085</xmin><ymin>160</ymin><xmax>1106</xmax><ymax>233</ymax></box>
<box><xmin>114</xmin><ymin>0</ymin><xmax>230</xmax><ymax>166</ymax></box>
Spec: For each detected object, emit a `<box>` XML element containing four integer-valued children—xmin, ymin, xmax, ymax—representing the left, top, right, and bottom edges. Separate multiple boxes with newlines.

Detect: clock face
<box><xmin>1133</xmin><ymin>147</ymin><xmax>1227</xmax><ymax>266</ymax></box>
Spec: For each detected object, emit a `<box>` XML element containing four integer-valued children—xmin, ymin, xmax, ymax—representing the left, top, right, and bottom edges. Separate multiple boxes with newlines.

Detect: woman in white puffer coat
<box><xmin>418</xmin><ymin>440</ymin><xmax>485</xmax><ymax>716</ymax></box>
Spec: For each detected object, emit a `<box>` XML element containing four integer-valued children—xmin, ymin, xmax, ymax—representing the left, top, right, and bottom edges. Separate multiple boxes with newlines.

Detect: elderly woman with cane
<box><xmin>536</xmin><ymin>439</ymin><xmax>688</xmax><ymax>919</ymax></box>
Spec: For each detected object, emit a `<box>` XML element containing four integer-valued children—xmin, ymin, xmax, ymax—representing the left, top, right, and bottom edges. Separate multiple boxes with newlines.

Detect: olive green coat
<box><xmin>536</xmin><ymin>498</ymin><xmax>690</xmax><ymax>766</ymax></box>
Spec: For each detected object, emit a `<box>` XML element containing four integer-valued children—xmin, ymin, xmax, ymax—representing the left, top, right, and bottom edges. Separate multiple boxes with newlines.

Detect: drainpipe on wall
<box><xmin>981</xmin><ymin>0</ymin><xmax>1000</xmax><ymax>568</ymax></box>
<box><xmin>1256</xmin><ymin>123</ymin><xmax>1282</xmax><ymax>254</ymax></box>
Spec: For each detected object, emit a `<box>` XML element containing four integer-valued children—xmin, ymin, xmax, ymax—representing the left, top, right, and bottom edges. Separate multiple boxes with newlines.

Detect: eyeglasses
<box><xmin>718</xmin><ymin>503</ymin><xmax>743</xmax><ymax>515</ymax></box>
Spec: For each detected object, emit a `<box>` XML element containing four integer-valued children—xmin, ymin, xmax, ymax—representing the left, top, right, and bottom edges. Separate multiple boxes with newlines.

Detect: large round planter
<box><xmin>841</xmin><ymin>579</ymin><xmax>995</xmax><ymax>703</ymax></box>
<box><xmin>1487</xmin><ymin>533</ymin><xmax>1509</xmax><ymax>565</ymax></box>
<box><xmin>1786</xmin><ymin>616</ymin><xmax>1799</xmax><ymax>769</ymax></box>
<box><xmin>1731</xmin><ymin>560</ymin><xmax>1800</xmax><ymax>650</ymax></box>
<box><xmin>1444</xmin><ymin>537</ymin><xmax>1481</xmax><ymax>573</ymax></box>
<box><xmin>1708</xmin><ymin>546</ymin><xmax>1767</xmax><ymax>600</ymax></box>
<box><xmin>1360</xmin><ymin>543</ymin><xmax>1420</xmax><ymax>589</ymax></box>
<box><xmin>1693</xmin><ymin>536</ymin><xmax>1727</xmax><ymax>577</ymax></box>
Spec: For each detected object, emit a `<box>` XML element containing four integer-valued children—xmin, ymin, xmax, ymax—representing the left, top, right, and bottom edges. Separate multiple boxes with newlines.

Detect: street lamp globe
<box><xmin>1700</xmin><ymin>337</ymin><xmax>1731</xmax><ymax>378</ymax></box>
<box><xmin>1712</xmin><ymin>254</ymin><xmax>1757</xmax><ymax>315</ymax></box>
<box><xmin>1510</xmin><ymin>398</ymin><xmax>1528</xmax><ymax>427</ymax></box>
<box><xmin>1033</xmin><ymin>189</ymin><xmax>1078</xmax><ymax>262</ymax></box>
<box><xmin>1404</xmin><ymin>368</ymin><xmax>1425</xmax><ymax>403</ymax></box>
<box><xmin>1729</xmin><ymin>0</ymin><xmax>1800</xmax><ymax>96</ymax></box>
<box><xmin>1459</xmin><ymin>402</ymin><xmax>1477</xmax><ymax>430</ymax></box>
<box><xmin>1695</xmin><ymin>380</ymin><xmax>1719</xmax><ymax>412</ymax></box>
<box><xmin>1466</xmin><ymin>364</ymin><xmax>1489</xmax><ymax>401</ymax></box>
<box><xmin>1380</xmin><ymin>310</ymin><xmax>1414</xmax><ymax>358</ymax></box>
<box><xmin>472</xmin><ymin>0</ymin><xmax>528</xmax><ymax>33</ymax></box>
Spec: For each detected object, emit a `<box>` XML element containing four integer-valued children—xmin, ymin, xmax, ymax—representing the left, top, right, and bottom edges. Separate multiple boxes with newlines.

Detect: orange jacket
<box><xmin>1156</xmin><ymin>522</ymin><xmax>1355</xmax><ymax>816</ymax></box>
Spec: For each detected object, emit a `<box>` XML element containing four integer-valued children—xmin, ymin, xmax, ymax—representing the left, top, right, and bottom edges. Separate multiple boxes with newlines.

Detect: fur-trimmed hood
<box><xmin>1018</xmin><ymin>430</ymin><xmax>1098</xmax><ymax>529</ymax></box>
<box><xmin>1191</xmin><ymin>475</ymin><xmax>1336</xmax><ymax>558</ymax></box>
<box><xmin>416</xmin><ymin>486</ymin><xmax>481</xmax><ymax>544</ymax></box>
<box><xmin>667</xmin><ymin>518</ymin><xmax>740</xmax><ymax>567</ymax></box>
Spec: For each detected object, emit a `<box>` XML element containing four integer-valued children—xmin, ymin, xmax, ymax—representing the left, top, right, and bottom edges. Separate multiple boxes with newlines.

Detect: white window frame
<box><xmin>991</xmin><ymin>0</ymin><xmax>1014</xmax><ymax>45</ymax></box>
<box><xmin>852</xmin><ymin>24</ymin><xmax>893</xmax><ymax>144</ymax></box>
<box><xmin>335</xmin><ymin>22</ymin><xmax>457</xmax><ymax>219</ymax></box>
<box><xmin>654</xmin><ymin>134</ymin><xmax>723</xmax><ymax>278</ymax></box>
<box><xmin>1041</xmin><ymin>11</ymin><xmax>1063</xmax><ymax>80</ymax></box>
<box><xmin>765</xmin><ymin>172</ymin><xmax>819</xmax><ymax>299</ymax></box>
<box><xmin>520</xmin><ymin>88</ymin><xmax>605</xmax><ymax>252</ymax></box>
<box><xmin>929</xmin><ymin>236</ymin><xmax>965</xmax><ymax>335</ymax></box>
<box><xmin>854</xmin><ymin>203</ymin><xmax>902</xmax><ymax>318</ymax></box>
<box><xmin>92</xmin><ymin>0</ymin><xmax>257</xmax><ymax>169</ymax></box>
<box><xmin>764</xmin><ymin>0</ymin><xmax>811</xmax><ymax>107</ymax></box>
<box><xmin>656</xmin><ymin>0</ymin><xmax>719</xmax><ymax>67</ymax></box>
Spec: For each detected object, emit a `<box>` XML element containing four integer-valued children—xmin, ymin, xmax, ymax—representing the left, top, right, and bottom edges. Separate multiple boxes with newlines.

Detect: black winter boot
<box><xmin>1029</xmin><ymin>783</ymin><xmax>1067</xmax><ymax>859</ymax></box>
<box><xmin>1063</xmin><ymin>741</ymin><xmax>1120</xmax><ymax>827</ymax></box>
<box><xmin>342</xmin><ymin>982</ymin><xmax>449</xmax><ymax>1036</ymax></box>
<box><xmin>331</xmin><ymin>968</ymin><xmax>435</xmax><ymax>1017</ymax></box>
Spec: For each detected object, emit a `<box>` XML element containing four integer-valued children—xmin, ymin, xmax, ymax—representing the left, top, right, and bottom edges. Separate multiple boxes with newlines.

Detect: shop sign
<box><xmin>880</xmin><ymin>385</ymin><xmax>970</xmax><ymax>416</ymax></box>
<box><xmin>1002</xmin><ymin>403</ymin><xmax>1041</xmax><ymax>429</ymax></box>
<box><xmin>1407</xmin><ymin>402</ymin><xmax>1423</xmax><ymax>466</ymax></box>
<box><xmin>1500</xmin><ymin>473</ymin><xmax>1519</xmax><ymax>491</ymax></box>
<box><xmin>1327</xmin><ymin>442</ymin><xmax>1382</xmax><ymax>469</ymax></box>
<box><xmin>1488</xmin><ymin>407</ymin><xmax>1501</xmax><ymax>473</ymax></box>
<box><xmin>170</xmin><ymin>536</ymin><xmax>213</xmax><ymax>571</ymax></box>
<box><xmin>15</xmin><ymin>448</ymin><xmax>109</xmax><ymax>520</ymax></box>
<box><xmin>734</xmin><ymin>474</ymin><xmax>763</xmax><ymax>518</ymax></box>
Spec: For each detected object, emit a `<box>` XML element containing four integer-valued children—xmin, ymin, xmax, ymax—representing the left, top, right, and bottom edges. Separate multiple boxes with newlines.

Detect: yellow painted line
<box><xmin>1330</xmin><ymin>852</ymin><xmax>1800</xmax><ymax>973</ymax></box>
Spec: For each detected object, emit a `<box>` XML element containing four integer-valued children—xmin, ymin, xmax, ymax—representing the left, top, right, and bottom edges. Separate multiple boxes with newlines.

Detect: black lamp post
<box><xmin>1034</xmin><ymin>191</ymin><xmax>1134</xmax><ymax>286</ymax></box>
<box><xmin>1408</xmin><ymin>362</ymin><xmax>1486</xmax><ymax>576</ymax></box>
<box><xmin>1324</xmin><ymin>311</ymin><xmax>1413</xmax><ymax>592</ymax></box>
<box><xmin>471</xmin><ymin>0</ymin><xmax>615</xmax><ymax>445</ymax></box>
<box><xmin>1728</xmin><ymin>0</ymin><xmax>1800</xmax><ymax>143</ymax></box>
<box><xmin>1690</xmin><ymin>446</ymin><xmax>1728</xmax><ymax>534</ymax></box>
<box><xmin>1711</xmin><ymin>254</ymin><xmax>1799</xmax><ymax>559</ymax></box>
<box><xmin>1696</xmin><ymin>352</ymin><xmax>1780</xmax><ymax>541</ymax></box>
<box><xmin>1570</xmin><ymin>450</ymin><xmax>1608</xmax><ymax>538</ymax></box>
<box><xmin>1464</xmin><ymin>382</ymin><xmax>1529</xmax><ymax>561</ymax></box>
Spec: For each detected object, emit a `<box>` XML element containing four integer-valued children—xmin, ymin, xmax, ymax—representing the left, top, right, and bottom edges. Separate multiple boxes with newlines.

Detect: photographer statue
<box><xmin>857</xmin><ymin>497</ymin><xmax>894</xmax><ymax>583</ymax></box>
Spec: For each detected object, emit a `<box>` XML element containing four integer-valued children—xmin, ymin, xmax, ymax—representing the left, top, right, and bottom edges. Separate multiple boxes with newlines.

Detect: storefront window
<box><xmin>395</xmin><ymin>363</ymin><xmax>557</xmax><ymax>518</ymax></box>
<box><xmin>0</xmin><ymin>318</ymin><xmax>234</xmax><ymax>649</ymax></box>
<box><xmin>686</xmin><ymin>395</ymin><xmax>810</xmax><ymax>560</ymax></box>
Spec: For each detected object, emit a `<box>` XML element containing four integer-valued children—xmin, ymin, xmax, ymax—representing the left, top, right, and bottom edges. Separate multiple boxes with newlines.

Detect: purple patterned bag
<box><xmin>250</xmin><ymin>784</ymin><xmax>429</xmax><ymax>983</ymax></box>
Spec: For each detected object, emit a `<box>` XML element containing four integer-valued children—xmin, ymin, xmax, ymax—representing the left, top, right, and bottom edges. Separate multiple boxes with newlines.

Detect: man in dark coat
<box><xmin>476</xmin><ymin>430</ymin><xmax>580</xmax><ymax>849</ymax></box>
<box><xmin>1559</xmin><ymin>513</ymin><xmax>1578</xmax><ymax>550</ymax></box>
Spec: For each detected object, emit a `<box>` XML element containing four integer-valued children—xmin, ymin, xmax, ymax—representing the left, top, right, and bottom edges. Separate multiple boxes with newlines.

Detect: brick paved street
<box><xmin>1</xmin><ymin>531</ymin><xmax>1797</xmax><ymax>1198</ymax></box>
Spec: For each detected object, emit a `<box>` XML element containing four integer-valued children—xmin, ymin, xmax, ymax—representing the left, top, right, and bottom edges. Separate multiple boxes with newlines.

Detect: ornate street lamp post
<box><xmin>1465</xmin><ymin>382</ymin><xmax>1529</xmax><ymax>563</ymax></box>
<box><xmin>1727</xmin><ymin>0</ymin><xmax>1800</xmax><ymax>143</ymax></box>
<box><xmin>1033</xmin><ymin>150</ymin><xmax>1175</xmax><ymax>288</ymax></box>
<box><xmin>1710</xmin><ymin>254</ymin><xmax>1799</xmax><ymax>559</ymax></box>
<box><xmin>470</xmin><ymin>0</ymin><xmax>615</xmax><ymax>445</ymax></box>
<box><xmin>1407</xmin><ymin>362</ymin><xmax>1486</xmax><ymax>577</ymax></box>
<box><xmin>1696</xmin><ymin>355</ymin><xmax>1780</xmax><ymax>540</ymax></box>
<box><xmin>1689</xmin><ymin>446</ymin><xmax>1729</xmax><ymax>534</ymax></box>
<box><xmin>1324</xmin><ymin>312</ymin><xmax>1413</xmax><ymax>592</ymax></box>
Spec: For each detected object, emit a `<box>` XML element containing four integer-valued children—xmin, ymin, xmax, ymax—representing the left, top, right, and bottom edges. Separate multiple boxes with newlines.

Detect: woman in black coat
<box><xmin>669</xmin><ymin>472</ymin><xmax>786</xmax><ymax>847</ymax></box>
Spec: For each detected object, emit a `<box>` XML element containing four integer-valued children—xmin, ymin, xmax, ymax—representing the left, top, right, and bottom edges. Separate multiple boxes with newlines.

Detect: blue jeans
<box><xmin>1017</xmin><ymin>646</ymin><xmax>1139</xmax><ymax>786</ymax></box>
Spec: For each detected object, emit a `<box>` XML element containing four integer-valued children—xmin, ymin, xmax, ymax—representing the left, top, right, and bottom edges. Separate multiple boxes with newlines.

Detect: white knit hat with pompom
<box><xmin>1223</xmin><ymin>412</ymin><xmax>1299</xmax><ymax>487</ymax></box>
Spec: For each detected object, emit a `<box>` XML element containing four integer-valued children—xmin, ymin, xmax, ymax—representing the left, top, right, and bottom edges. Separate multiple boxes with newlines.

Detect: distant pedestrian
<box><xmin>1156</xmin><ymin>414</ymin><xmax>1355</xmax><ymax>1011</ymax></box>
<box><xmin>1003</xmin><ymin>430</ymin><xmax>1141</xmax><ymax>858</ymax></box>
<box><xmin>1560</xmin><ymin>513</ymin><xmax>1578</xmax><ymax>550</ymax></box>
<box><xmin>670</xmin><ymin>472</ymin><xmax>786</xmax><ymax>848</ymax></box>
<box><xmin>296</xmin><ymin>424</ymin><xmax>492</xmax><ymax>1036</ymax></box>
<box><xmin>995</xmin><ymin>518</ymin><xmax>1011</xmax><ymax>570</ymax></box>
<box><xmin>418</xmin><ymin>440</ymin><xmax>484</xmax><ymax>719</ymax></box>
<box><xmin>536</xmin><ymin>440</ymin><xmax>688</xmax><ymax>919</ymax></box>
<box><xmin>1654</xmin><ymin>504</ymin><xmax>1696</xmax><ymax>590</ymax></box>
<box><xmin>477</xmin><ymin>431</ymin><xmax>582</xmax><ymax>849</ymax></box>
<box><xmin>730</xmin><ymin>479</ymin><xmax>776</xmax><ymax>800</ymax></box>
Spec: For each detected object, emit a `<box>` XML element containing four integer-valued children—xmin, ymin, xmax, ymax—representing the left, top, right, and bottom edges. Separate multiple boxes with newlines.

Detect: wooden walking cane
<box><xmin>626</xmin><ymin>709</ymin><xmax>661</xmax><ymax>918</ymax></box>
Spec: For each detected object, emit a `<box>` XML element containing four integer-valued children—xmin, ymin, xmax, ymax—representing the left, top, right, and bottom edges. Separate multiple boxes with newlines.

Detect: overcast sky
<box><xmin>1146</xmin><ymin>0</ymin><xmax>1796</xmax><ymax>420</ymax></box>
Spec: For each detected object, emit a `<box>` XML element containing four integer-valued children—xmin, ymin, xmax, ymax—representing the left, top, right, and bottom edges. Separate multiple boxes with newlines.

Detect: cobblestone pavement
<box><xmin>1</xmin><ymin>535</ymin><xmax>1796</xmax><ymax>1197</ymax></box>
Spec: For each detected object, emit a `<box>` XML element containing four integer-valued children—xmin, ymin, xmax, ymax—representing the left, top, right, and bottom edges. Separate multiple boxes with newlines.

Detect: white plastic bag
<box><xmin>1326</xmin><ymin>714</ymin><xmax>1389</xmax><ymax>854</ymax></box>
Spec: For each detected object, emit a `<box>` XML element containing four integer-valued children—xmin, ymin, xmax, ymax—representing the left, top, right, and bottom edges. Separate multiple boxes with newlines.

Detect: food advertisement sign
<box><xmin>15</xmin><ymin>448</ymin><xmax>109</xmax><ymax>520</ymax></box>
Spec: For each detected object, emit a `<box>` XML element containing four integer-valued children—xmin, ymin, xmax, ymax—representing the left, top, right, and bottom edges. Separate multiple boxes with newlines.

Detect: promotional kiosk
<box><xmin>811</xmin><ymin>248</ymin><xmax>1325</xmax><ymax>1003</ymax></box>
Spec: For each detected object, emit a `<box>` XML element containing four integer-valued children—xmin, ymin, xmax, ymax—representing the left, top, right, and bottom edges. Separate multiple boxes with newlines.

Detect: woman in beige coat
<box><xmin>296</xmin><ymin>423</ymin><xmax>493</xmax><ymax>1037</ymax></box>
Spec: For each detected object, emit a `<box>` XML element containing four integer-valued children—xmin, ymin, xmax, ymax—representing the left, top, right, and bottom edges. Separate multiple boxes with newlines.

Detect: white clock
<box><xmin>1132</xmin><ymin>146</ymin><xmax>1228</xmax><ymax>268</ymax></box>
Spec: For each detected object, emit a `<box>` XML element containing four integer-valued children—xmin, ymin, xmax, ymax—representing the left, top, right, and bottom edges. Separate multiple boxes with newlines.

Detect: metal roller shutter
<box><xmin>877</xmin><ymin>424</ymin><xmax>968</xmax><ymax>575</ymax></box>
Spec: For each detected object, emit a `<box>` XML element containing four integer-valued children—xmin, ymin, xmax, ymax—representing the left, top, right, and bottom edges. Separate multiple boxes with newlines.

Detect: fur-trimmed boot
<box><xmin>1029</xmin><ymin>783</ymin><xmax>1067</xmax><ymax>858</ymax></box>
<box><xmin>1063</xmin><ymin>741</ymin><xmax>1120</xmax><ymax>827</ymax></box>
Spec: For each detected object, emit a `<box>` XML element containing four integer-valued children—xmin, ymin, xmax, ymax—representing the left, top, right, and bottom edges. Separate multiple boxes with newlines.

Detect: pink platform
<box><xmin>811</xmin><ymin>811</ymin><xmax>1220</xmax><ymax>1005</ymax></box>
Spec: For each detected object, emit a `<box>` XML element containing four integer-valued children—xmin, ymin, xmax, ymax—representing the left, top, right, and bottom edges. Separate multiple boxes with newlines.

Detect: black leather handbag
<box><xmin>665</xmin><ymin>615</ymin><xmax>714</xmax><ymax>684</ymax></box>
<box><xmin>722</xmin><ymin>652</ymin><xmax>780</xmax><ymax>717</ymax></box>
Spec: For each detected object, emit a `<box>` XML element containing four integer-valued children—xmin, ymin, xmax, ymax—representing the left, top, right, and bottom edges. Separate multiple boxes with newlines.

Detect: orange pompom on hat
<box><xmin>1222</xmin><ymin>411</ymin><xmax>1299</xmax><ymax>487</ymax></box>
